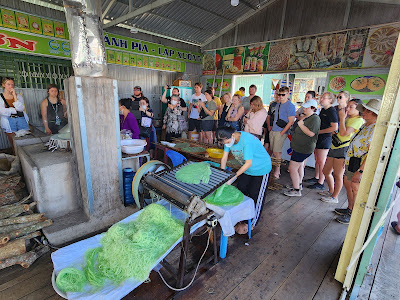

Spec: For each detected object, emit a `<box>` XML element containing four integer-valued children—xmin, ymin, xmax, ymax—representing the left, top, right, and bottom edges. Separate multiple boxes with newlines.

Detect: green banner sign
<box><xmin>103</xmin><ymin>32</ymin><xmax>201</xmax><ymax>64</ymax></box>
<box><xmin>0</xmin><ymin>28</ymin><xmax>70</xmax><ymax>59</ymax></box>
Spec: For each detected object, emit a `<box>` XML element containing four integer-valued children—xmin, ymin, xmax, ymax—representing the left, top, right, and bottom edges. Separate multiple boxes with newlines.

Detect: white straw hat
<box><xmin>357</xmin><ymin>99</ymin><xmax>381</xmax><ymax>115</ymax></box>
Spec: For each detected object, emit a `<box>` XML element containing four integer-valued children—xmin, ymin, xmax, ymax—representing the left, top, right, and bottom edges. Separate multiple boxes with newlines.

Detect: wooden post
<box><xmin>65</xmin><ymin>77</ymin><xmax>122</xmax><ymax>216</ymax></box>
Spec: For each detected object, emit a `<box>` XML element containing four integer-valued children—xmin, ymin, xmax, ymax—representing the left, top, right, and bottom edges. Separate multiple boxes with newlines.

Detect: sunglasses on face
<box><xmin>338</xmin><ymin>96</ymin><xmax>346</xmax><ymax>99</ymax></box>
<box><xmin>278</xmin><ymin>93</ymin><xmax>287</xmax><ymax>96</ymax></box>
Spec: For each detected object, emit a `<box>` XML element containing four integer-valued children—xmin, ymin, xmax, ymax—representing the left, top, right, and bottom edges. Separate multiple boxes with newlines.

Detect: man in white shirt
<box><xmin>188</xmin><ymin>82</ymin><xmax>206</xmax><ymax>140</ymax></box>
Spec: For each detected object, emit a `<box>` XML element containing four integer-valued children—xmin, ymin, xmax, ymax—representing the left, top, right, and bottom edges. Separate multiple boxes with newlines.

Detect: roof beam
<box><xmin>178</xmin><ymin>0</ymin><xmax>234</xmax><ymax>23</ymax></box>
<box><xmin>103</xmin><ymin>0</ymin><xmax>175</xmax><ymax>29</ymax></box>
<box><xmin>201</xmin><ymin>0</ymin><xmax>279</xmax><ymax>47</ymax></box>
<box><xmin>356</xmin><ymin>0</ymin><xmax>400</xmax><ymax>4</ymax></box>
<box><xmin>102</xmin><ymin>0</ymin><xmax>117</xmax><ymax>19</ymax></box>
<box><xmin>240</xmin><ymin>0</ymin><xmax>258</xmax><ymax>10</ymax></box>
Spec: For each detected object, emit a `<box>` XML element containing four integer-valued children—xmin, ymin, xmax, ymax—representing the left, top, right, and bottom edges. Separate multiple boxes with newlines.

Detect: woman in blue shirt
<box><xmin>218</xmin><ymin>126</ymin><xmax>272</xmax><ymax>230</ymax></box>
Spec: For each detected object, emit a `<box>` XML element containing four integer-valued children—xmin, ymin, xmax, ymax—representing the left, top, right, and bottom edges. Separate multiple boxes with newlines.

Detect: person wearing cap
<box><xmin>284</xmin><ymin>99</ymin><xmax>320</xmax><ymax>197</ymax></box>
<box><xmin>132</xmin><ymin>86</ymin><xmax>144</xmax><ymax>102</ymax></box>
<box><xmin>130</xmin><ymin>86</ymin><xmax>145</xmax><ymax>120</ymax></box>
<box><xmin>335</xmin><ymin>99</ymin><xmax>381</xmax><ymax>224</ymax></box>
<box><xmin>320</xmin><ymin>98</ymin><xmax>364</xmax><ymax>204</ymax></box>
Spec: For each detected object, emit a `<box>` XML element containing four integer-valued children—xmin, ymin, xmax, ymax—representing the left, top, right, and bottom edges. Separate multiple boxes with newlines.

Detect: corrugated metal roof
<box><xmin>20</xmin><ymin>0</ymin><xmax>270</xmax><ymax>45</ymax></box>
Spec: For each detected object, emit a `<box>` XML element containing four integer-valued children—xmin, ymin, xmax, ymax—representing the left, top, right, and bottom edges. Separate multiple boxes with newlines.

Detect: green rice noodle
<box><xmin>206</xmin><ymin>184</ymin><xmax>244</xmax><ymax>206</ymax></box>
<box><xmin>174</xmin><ymin>142</ymin><xmax>190</xmax><ymax>148</ymax></box>
<box><xmin>56</xmin><ymin>268</ymin><xmax>87</xmax><ymax>293</ymax></box>
<box><xmin>56</xmin><ymin>204</ymin><xmax>184</xmax><ymax>292</ymax></box>
<box><xmin>175</xmin><ymin>162</ymin><xmax>211</xmax><ymax>184</ymax></box>
<box><xmin>181</xmin><ymin>146</ymin><xmax>206</xmax><ymax>153</ymax></box>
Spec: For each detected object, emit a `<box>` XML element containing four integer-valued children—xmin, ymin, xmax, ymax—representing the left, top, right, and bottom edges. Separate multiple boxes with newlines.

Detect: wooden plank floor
<box><xmin>2</xmin><ymin>165</ymin><xmax>394</xmax><ymax>300</ymax></box>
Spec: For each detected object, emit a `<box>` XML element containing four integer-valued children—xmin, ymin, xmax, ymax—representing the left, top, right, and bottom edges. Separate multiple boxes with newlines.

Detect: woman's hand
<box><xmin>45</xmin><ymin>127</ymin><xmax>52</xmax><ymax>135</ymax></box>
<box><xmin>162</xmin><ymin>124</ymin><xmax>166</xmax><ymax>130</ymax></box>
<box><xmin>297</xmin><ymin>119</ymin><xmax>304</xmax><ymax>127</ymax></box>
<box><xmin>243</xmin><ymin>117</ymin><xmax>248</xmax><ymax>124</ymax></box>
<box><xmin>352</xmin><ymin>171</ymin><xmax>362</xmax><ymax>183</ymax></box>
<box><xmin>139</xmin><ymin>106</ymin><xmax>145</xmax><ymax>112</ymax></box>
<box><xmin>338</xmin><ymin>107</ymin><xmax>347</xmax><ymax>120</ymax></box>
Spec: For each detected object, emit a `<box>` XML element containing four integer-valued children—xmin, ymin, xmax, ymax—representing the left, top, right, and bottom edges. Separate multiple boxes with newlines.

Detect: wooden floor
<box><xmin>0</xmin><ymin>165</ymin><xmax>396</xmax><ymax>300</ymax></box>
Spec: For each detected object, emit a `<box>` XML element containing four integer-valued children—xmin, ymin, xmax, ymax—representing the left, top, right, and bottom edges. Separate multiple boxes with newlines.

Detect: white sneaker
<box><xmin>284</xmin><ymin>189</ymin><xmax>302</xmax><ymax>197</ymax></box>
<box><xmin>318</xmin><ymin>191</ymin><xmax>331</xmax><ymax>197</ymax></box>
<box><xmin>320</xmin><ymin>196</ymin><xmax>339</xmax><ymax>204</ymax></box>
<box><xmin>285</xmin><ymin>184</ymin><xmax>303</xmax><ymax>191</ymax></box>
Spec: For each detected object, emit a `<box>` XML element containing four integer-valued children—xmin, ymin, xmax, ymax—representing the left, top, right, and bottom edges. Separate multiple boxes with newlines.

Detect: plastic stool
<box><xmin>220</xmin><ymin>219</ymin><xmax>252</xmax><ymax>259</ymax></box>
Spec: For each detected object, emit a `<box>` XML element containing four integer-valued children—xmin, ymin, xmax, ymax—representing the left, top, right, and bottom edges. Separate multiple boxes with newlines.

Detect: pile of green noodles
<box><xmin>56</xmin><ymin>204</ymin><xmax>184</xmax><ymax>293</ymax></box>
<box><xmin>175</xmin><ymin>162</ymin><xmax>211</xmax><ymax>184</ymax></box>
<box><xmin>181</xmin><ymin>146</ymin><xmax>206</xmax><ymax>153</ymax></box>
<box><xmin>205</xmin><ymin>184</ymin><xmax>244</xmax><ymax>206</ymax></box>
<box><xmin>173</xmin><ymin>142</ymin><xmax>190</xmax><ymax>149</ymax></box>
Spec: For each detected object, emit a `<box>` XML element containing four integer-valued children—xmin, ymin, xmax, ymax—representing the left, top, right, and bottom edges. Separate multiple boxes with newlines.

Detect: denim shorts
<box><xmin>291</xmin><ymin>150</ymin><xmax>312</xmax><ymax>162</ymax></box>
<box><xmin>8</xmin><ymin>116</ymin><xmax>29</xmax><ymax>133</ymax></box>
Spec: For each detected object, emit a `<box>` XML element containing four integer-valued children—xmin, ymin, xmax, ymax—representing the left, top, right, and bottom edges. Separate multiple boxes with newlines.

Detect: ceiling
<box><xmin>20</xmin><ymin>0</ymin><xmax>400</xmax><ymax>47</ymax></box>
<box><xmin>21</xmin><ymin>0</ymin><xmax>277</xmax><ymax>46</ymax></box>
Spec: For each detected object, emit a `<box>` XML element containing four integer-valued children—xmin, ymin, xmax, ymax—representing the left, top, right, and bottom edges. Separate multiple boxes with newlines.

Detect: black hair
<box><xmin>239</xmin><ymin>87</ymin><xmax>245</xmax><ymax>91</ymax></box>
<box><xmin>204</xmin><ymin>89</ymin><xmax>214</xmax><ymax>99</ymax></box>
<box><xmin>141</xmin><ymin>97</ymin><xmax>150</xmax><ymax>104</ymax></box>
<box><xmin>249</xmin><ymin>84</ymin><xmax>257</xmax><ymax>90</ymax></box>
<box><xmin>216</xmin><ymin>126</ymin><xmax>236</xmax><ymax>140</ymax></box>
<box><xmin>306</xmin><ymin>91</ymin><xmax>316</xmax><ymax>98</ymax></box>
<box><xmin>349</xmin><ymin>98</ymin><xmax>362</xmax><ymax>116</ymax></box>
<box><xmin>119</xmin><ymin>98</ymin><xmax>132</xmax><ymax>109</ymax></box>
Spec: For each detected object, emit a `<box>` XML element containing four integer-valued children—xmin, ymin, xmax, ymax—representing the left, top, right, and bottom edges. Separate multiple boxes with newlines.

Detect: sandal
<box><xmin>391</xmin><ymin>221</ymin><xmax>400</xmax><ymax>235</ymax></box>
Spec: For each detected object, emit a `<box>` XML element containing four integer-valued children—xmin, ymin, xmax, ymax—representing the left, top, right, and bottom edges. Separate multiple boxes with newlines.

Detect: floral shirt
<box><xmin>163</xmin><ymin>106</ymin><xmax>182</xmax><ymax>134</ymax></box>
<box><xmin>345</xmin><ymin>123</ymin><xmax>375</xmax><ymax>166</ymax></box>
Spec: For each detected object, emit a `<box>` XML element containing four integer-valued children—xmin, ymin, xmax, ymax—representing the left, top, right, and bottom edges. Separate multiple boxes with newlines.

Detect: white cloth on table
<box><xmin>206</xmin><ymin>196</ymin><xmax>255</xmax><ymax>237</ymax></box>
<box><xmin>51</xmin><ymin>200</ymin><xmax>205</xmax><ymax>300</ymax></box>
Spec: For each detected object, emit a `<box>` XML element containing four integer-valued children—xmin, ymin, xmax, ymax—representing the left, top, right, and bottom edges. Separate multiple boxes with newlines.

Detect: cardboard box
<box><xmin>173</xmin><ymin>80</ymin><xmax>191</xmax><ymax>87</ymax></box>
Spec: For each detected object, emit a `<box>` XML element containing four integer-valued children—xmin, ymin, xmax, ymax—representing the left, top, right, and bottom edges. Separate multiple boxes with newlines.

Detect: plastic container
<box><xmin>206</xmin><ymin>148</ymin><xmax>224</xmax><ymax>159</ymax></box>
<box><xmin>123</xmin><ymin>168</ymin><xmax>135</xmax><ymax>205</ymax></box>
<box><xmin>191</xmin><ymin>133</ymin><xmax>199</xmax><ymax>141</ymax></box>
<box><xmin>121</xmin><ymin>139</ymin><xmax>147</xmax><ymax>154</ymax></box>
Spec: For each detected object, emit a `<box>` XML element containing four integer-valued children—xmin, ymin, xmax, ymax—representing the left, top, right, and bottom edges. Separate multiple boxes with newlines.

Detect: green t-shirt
<box><xmin>291</xmin><ymin>114</ymin><xmax>321</xmax><ymax>154</ymax></box>
<box><xmin>331</xmin><ymin>116</ymin><xmax>364</xmax><ymax>149</ymax></box>
<box><xmin>202</xmin><ymin>100</ymin><xmax>217</xmax><ymax>121</ymax></box>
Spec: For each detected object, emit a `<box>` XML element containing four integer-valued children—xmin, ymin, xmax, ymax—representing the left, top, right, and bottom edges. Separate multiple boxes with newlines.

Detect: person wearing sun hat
<box><xmin>335</xmin><ymin>99</ymin><xmax>381</xmax><ymax>224</ymax></box>
<box><xmin>284</xmin><ymin>99</ymin><xmax>320</xmax><ymax>197</ymax></box>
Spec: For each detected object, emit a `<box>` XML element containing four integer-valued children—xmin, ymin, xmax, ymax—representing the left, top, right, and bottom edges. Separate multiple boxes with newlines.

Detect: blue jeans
<box><xmin>8</xmin><ymin>116</ymin><xmax>29</xmax><ymax>132</ymax></box>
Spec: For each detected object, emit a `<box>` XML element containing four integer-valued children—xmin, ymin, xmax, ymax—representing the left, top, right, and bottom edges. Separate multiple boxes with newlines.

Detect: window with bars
<box><xmin>0</xmin><ymin>51</ymin><xmax>73</xmax><ymax>90</ymax></box>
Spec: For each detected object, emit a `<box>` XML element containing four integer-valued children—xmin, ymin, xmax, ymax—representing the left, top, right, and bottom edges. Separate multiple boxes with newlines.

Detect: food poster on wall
<box><xmin>28</xmin><ymin>15</ymin><xmax>42</xmax><ymax>34</ymax></box>
<box><xmin>123</xmin><ymin>52</ymin><xmax>130</xmax><ymax>66</ymax></box>
<box><xmin>216</xmin><ymin>47</ymin><xmax>244</xmax><ymax>75</ymax></box>
<box><xmin>205</xmin><ymin>78</ymin><xmax>232</xmax><ymax>92</ymax></box>
<box><xmin>142</xmin><ymin>56</ymin><xmax>148</xmax><ymax>68</ymax></box>
<box><xmin>107</xmin><ymin>50</ymin><xmax>116</xmax><ymax>64</ymax></box>
<box><xmin>243</xmin><ymin>43</ymin><xmax>269</xmax><ymax>73</ymax></box>
<box><xmin>363</xmin><ymin>24</ymin><xmax>400</xmax><ymax>68</ymax></box>
<box><xmin>115</xmin><ymin>51</ymin><xmax>122</xmax><ymax>64</ymax></box>
<box><xmin>267</xmin><ymin>40</ymin><xmax>291</xmax><ymax>71</ymax></box>
<box><xmin>54</xmin><ymin>21</ymin><xmax>66</xmax><ymax>39</ymax></box>
<box><xmin>148</xmin><ymin>56</ymin><xmax>154</xmax><ymax>68</ymax></box>
<box><xmin>129</xmin><ymin>54</ymin><xmax>136</xmax><ymax>66</ymax></box>
<box><xmin>136</xmin><ymin>55</ymin><xmax>143</xmax><ymax>67</ymax></box>
<box><xmin>171</xmin><ymin>60</ymin><xmax>176</xmax><ymax>71</ymax></box>
<box><xmin>202</xmin><ymin>50</ymin><xmax>216</xmax><ymax>75</ymax></box>
<box><xmin>160</xmin><ymin>59</ymin><xmax>165</xmax><ymax>70</ymax></box>
<box><xmin>341</xmin><ymin>28</ymin><xmax>369</xmax><ymax>68</ymax></box>
<box><xmin>177</xmin><ymin>62</ymin><xmax>182</xmax><ymax>72</ymax></box>
<box><xmin>293</xmin><ymin>79</ymin><xmax>315</xmax><ymax>103</ymax></box>
<box><xmin>328</xmin><ymin>74</ymin><xmax>388</xmax><ymax>95</ymax></box>
<box><xmin>312</xmin><ymin>33</ymin><xmax>347</xmax><ymax>69</ymax></box>
<box><xmin>1</xmin><ymin>9</ymin><xmax>17</xmax><ymax>29</ymax></box>
<box><xmin>15</xmin><ymin>12</ymin><xmax>30</xmax><ymax>32</ymax></box>
<box><xmin>154</xmin><ymin>57</ymin><xmax>160</xmax><ymax>69</ymax></box>
<box><xmin>166</xmin><ymin>60</ymin><xmax>171</xmax><ymax>71</ymax></box>
<box><xmin>288</xmin><ymin>37</ymin><xmax>316</xmax><ymax>70</ymax></box>
<box><xmin>41</xmin><ymin>19</ymin><xmax>54</xmax><ymax>36</ymax></box>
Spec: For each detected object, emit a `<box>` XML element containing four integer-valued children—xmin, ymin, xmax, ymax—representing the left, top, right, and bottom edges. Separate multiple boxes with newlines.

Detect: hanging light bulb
<box><xmin>231</xmin><ymin>0</ymin><xmax>239</xmax><ymax>6</ymax></box>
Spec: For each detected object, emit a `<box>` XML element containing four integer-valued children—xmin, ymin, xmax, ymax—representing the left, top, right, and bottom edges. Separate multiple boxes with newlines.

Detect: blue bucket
<box><xmin>123</xmin><ymin>168</ymin><xmax>135</xmax><ymax>206</ymax></box>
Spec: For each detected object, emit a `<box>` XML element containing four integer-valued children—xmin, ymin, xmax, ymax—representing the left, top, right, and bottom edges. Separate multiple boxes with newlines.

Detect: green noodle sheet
<box><xmin>205</xmin><ymin>184</ymin><xmax>244</xmax><ymax>206</ymax></box>
<box><xmin>175</xmin><ymin>162</ymin><xmax>211</xmax><ymax>184</ymax></box>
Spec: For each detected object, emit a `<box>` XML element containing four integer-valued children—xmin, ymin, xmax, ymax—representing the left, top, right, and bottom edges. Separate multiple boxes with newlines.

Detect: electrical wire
<box><xmin>157</xmin><ymin>229</ymin><xmax>211</xmax><ymax>291</ymax></box>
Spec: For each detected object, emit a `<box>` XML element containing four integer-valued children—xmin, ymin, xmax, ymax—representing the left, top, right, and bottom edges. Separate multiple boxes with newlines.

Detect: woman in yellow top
<box><xmin>320</xmin><ymin>95</ymin><xmax>364</xmax><ymax>204</ymax></box>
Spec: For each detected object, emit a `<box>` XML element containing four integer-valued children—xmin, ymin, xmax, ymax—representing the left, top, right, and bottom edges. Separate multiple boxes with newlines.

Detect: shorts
<box><xmin>316</xmin><ymin>135</ymin><xmax>332</xmax><ymax>149</ymax></box>
<box><xmin>264</xmin><ymin>127</ymin><xmax>270</xmax><ymax>144</ymax></box>
<box><xmin>213</xmin><ymin>120</ymin><xmax>218</xmax><ymax>131</ymax></box>
<box><xmin>269</xmin><ymin>131</ymin><xmax>287</xmax><ymax>153</ymax></box>
<box><xmin>188</xmin><ymin>118</ymin><xmax>202</xmax><ymax>132</ymax></box>
<box><xmin>344</xmin><ymin>165</ymin><xmax>355</xmax><ymax>181</ymax></box>
<box><xmin>7</xmin><ymin>116</ymin><xmax>29</xmax><ymax>133</ymax></box>
<box><xmin>327</xmin><ymin>146</ymin><xmax>348</xmax><ymax>159</ymax></box>
<box><xmin>291</xmin><ymin>150</ymin><xmax>312</xmax><ymax>162</ymax></box>
<box><xmin>202</xmin><ymin>120</ymin><xmax>214</xmax><ymax>132</ymax></box>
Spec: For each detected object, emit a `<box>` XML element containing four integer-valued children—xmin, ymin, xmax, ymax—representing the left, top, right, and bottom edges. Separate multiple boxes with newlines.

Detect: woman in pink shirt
<box><xmin>244</xmin><ymin>96</ymin><xmax>267</xmax><ymax>140</ymax></box>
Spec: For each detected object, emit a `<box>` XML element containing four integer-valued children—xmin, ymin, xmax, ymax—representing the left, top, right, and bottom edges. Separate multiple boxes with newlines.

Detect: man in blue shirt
<box><xmin>218</xmin><ymin>127</ymin><xmax>272</xmax><ymax>232</ymax></box>
<box><xmin>270</xmin><ymin>86</ymin><xmax>295</xmax><ymax>179</ymax></box>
